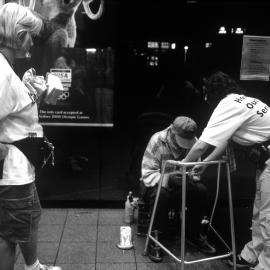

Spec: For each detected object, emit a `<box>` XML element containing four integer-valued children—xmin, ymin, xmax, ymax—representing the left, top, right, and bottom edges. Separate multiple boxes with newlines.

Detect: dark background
<box><xmin>11</xmin><ymin>0</ymin><xmax>267</xmax><ymax>253</ymax></box>
<box><xmin>14</xmin><ymin>0</ymin><xmax>270</xmax><ymax>210</ymax></box>
<box><xmin>10</xmin><ymin>0</ymin><xmax>270</xmax><ymax>253</ymax></box>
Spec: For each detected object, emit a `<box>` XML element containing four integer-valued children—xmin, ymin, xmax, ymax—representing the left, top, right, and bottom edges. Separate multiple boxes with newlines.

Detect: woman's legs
<box><xmin>241</xmin><ymin>162</ymin><xmax>270</xmax><ymax>269</ymax></box>
<box><xmin>0</xmin><ymin>237</ymin><xmax>16</xmax><ymax>270</ymax></box>
<box><xmin>241</xmin><ymin>170</ymin><xmax>263</xmax><ymax>263</ymax></box>
<box><xmin>19</xmin><ymin>185</ymin><xmax>41</xmax><ymax>266</ymax></box>
<box><xmin>19</xmin><ymin>229</ymin><xmax>39</xmax><ymax>266</ymax></box>
<box><xmin>255</xmin><ymin>163</ymin><xmax>270</xmax><ymax>269</ymax></box>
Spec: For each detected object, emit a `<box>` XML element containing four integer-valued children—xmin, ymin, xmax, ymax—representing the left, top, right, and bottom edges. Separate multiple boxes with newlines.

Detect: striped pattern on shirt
<box><xmin>141</xmin><ymin>127</ymin><xmax>191</xmax><ymax>187</ymax></box>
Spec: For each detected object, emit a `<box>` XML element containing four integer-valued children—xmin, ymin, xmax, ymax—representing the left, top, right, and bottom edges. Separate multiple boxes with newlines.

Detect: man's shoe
<box><xmin>148</xmin><ymin>242</ymin><xmax>164</xmax><ymax>263</ymax></box>
<box><xmin>39</xmin><ymin>265</ymin><xmax>62</xmax><ymax>270</ymax></box>
<box><xmin>187</xmin><ymin>234</ymin><xmax>216</xmax><ymax>255</ymax></box>
<box><xmin>227</xmin><ymin>255</ymin><xmax>256</xmax><ymax>269</ymax></box>
<box><xmin>147</xmin><ymin>230</ymin><xmax>163</xmax><ymax>263</ymax></box>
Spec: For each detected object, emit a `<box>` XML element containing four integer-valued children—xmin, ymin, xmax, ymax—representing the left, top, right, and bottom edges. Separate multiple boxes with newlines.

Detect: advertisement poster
<box><xmin>240</xmin><ymin>35</ymin><xmax>270</xmax><ymax>81</ymax></box>
<box><xmin>11</xmin><ymin>0</ymin><xmax>114</xmax><ymax>126</ymax></box>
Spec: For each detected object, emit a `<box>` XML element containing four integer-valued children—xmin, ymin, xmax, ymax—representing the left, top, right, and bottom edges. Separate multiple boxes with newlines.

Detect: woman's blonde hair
<box><xmin>0</xmin><ymin>2</ymin><xmax>42</xmax><ymax>49</ymax></box>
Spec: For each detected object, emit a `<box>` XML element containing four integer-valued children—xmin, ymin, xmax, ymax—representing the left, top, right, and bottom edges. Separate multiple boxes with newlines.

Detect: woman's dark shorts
<box><xmin>0</xmin><ymin>182</ymin><xmax>41</xmax><ymax>243</ymax></box>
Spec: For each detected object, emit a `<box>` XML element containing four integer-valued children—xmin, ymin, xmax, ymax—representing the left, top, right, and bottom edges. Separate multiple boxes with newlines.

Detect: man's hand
<box><xmin>0</xmin><ymin>143</ymin><xmax>8</xmax><ymax>161</ymax></box>
<box><xmin>169</xmin><ymin>171</ymin><xmax>182</xmax><ymax>181</ymax></box>
<box><xmin>191</xmin><ymin>164</ymin><xmax>207</xmax><ymax>176</ymax></box>
<box><xmin>189</xmin><ymin>173</ymin><xmax>201</xmax><ymax>182</ymax></box>
<box><xmin>168</xmin><ymin>172</ymin><xmax>182</xmax><ymax>188</ymax></box>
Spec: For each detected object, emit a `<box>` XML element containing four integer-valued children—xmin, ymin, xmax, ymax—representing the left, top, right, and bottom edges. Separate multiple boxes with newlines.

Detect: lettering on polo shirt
<box><xmin>234</xmin><ymin>95</ymin><xmax>269</xmax><ymax>117</ymax></box>
<box><xmin>246</xmin><ymin>98</ymin><xmax>259</xmax><ymax>109</ymax></box>
<box><xmin>234</xmin><ymin>95</ymin><xmax>246</xmax><ymax>103</ymax></box>
<box><xmin>257</xmin><ymin>105</ymin><xmax>269</xmax><ymax>117</ymax></box>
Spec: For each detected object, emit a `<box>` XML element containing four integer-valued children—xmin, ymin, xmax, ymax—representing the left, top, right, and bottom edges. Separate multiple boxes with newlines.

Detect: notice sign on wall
<box><xmin>240</xmin><ymin>35</ymin><xmax>270</xmax><ymax>81</ymax></box>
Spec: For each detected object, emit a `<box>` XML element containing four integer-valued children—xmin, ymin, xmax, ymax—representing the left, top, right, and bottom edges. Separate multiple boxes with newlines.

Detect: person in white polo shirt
<box><xmin>0</xmin><ymin>3</ymin><xmax>61</xmax><ymax>270</ymax></box>
<box><xmin>183</xmin><ymin>71</ymin><xmax>270</xmax><ymax>270</ymax></box>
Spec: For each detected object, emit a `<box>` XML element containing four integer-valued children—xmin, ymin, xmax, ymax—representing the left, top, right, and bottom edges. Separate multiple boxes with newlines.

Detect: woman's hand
<box><xmin>28</xmin><ymin>76</ymin><xmax>47</xmax><ymax>97</ymax></box>
<box><xmin>192</xmin><ymin>164</ymin><xmax>207</xmax><ymax>176</ymax></box>
<box><xmin>23</xmin><ymin>68</ymin><xmax>47</xmax><ymax>98</ymax></box>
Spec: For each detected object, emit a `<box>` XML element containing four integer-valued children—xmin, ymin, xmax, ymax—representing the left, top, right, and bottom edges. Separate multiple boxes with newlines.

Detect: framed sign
<box><xmin>240</xmin><ymin>35</ymin><xmax>270</xmax><ymax>81</ymax></box>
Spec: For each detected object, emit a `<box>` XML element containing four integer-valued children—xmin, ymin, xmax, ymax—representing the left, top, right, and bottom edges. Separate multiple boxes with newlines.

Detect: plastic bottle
<box><xmin>124</xmin><ymin>191</ymin><xmax>134</xmax><ymax>224</ymax></box>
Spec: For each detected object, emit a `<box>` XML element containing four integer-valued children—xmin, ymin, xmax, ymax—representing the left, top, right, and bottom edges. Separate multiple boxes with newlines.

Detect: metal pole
<box><xmin>180</xmin><ymin>166</ymin><xmax>187</xmax><ymax>270</ymax></box>
<box><xmin>226</xmin><ymin>162</ymin><xmax>237</xmax><ymax>270</ymax></box>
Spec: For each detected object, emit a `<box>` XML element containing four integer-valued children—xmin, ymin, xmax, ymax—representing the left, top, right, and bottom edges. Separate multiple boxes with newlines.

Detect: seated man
<box><xmin>140</xmin><ymin>116</ymin><xmax>216</xmax><ymax>262</ymax></box>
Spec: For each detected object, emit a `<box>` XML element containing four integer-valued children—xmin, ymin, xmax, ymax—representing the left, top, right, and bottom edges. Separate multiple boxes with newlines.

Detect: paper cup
<box><xmin>116</xmin><ymin>226</ymin><xmax>134</xmax><ymax>249</ymax></box>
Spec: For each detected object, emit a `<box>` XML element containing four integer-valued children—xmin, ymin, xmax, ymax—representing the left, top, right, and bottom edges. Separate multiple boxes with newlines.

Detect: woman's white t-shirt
<box><xmin>0</xmin><ymin>54</ymin><xmax>43</xmax><ymax>185</ymax></box>
<box><xmin>200</xmin><ymin>94</ymin><xmax>270</xmax><ymax>147</ymax></box>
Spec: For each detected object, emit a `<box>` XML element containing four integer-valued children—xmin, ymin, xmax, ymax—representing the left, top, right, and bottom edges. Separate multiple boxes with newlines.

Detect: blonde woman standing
<box><xmin>0</xmin><ymin>3</ymin><xmax>61</xmax><ymax>270</ymax></box>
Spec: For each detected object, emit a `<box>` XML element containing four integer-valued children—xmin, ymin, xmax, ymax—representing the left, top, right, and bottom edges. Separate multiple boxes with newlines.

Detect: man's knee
<box><xmin>188</xmin><ymin>181</ymin><xmax>207</xmax><ymax>195</ymax></box>
<box><xmin>153</xmin><ymin>187</ymin><xmax>171</xmax><ymax>205</ymax></box>
<box><xmin>187</xmin><ymin>182</ymin><xmax>208</xmax><ymax>204</ymax></box>
<box><xmin>144</xmin><ymin>186</ymin><xmax>171</xmax><ymax>203</ymax></box>
<box><xmin>195</xmin><ymin>182</ymin><xmax>208</xmax><ymax>194</ymax></box>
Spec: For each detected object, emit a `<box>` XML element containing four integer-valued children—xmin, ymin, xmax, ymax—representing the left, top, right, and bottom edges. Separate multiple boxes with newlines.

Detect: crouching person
<box><xmin>140</xmin><ymin>116</ymin><xmax>216</xmax><ymax>262</ymax></box>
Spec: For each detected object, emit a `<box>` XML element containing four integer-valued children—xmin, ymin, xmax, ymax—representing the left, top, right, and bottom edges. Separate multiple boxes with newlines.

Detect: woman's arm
<box><xmin>183</xmin><ymin>140</ymin><xmax>211</xmax><ymax>162</ymax></box>
<box><xmin>203</xmin><ymin>142</ymin><xmax>227</xmax><ymax>162</ymax></box>
<box><xmin>184</xmin><ymin>141</ymin><xmax>227</xmax><ymax>175</ymax></box>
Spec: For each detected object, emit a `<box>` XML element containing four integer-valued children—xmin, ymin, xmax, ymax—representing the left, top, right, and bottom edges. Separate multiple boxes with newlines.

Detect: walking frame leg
<box><xmin>226</xmin><ymin>163</ymin><xmax>237</xmax><ymax>270</ymax></box>
<box><xmin>143</xmin><ymin>162</ymin><xmax>166</xmax><ymax>255</ymax></box>
<box><xmin>180</xmin><ymin>167</ymin><xmax>187</xmax><ymax>270</ymax></box>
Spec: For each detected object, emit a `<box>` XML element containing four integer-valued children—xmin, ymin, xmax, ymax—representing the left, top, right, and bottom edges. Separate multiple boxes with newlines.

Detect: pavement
<box><xmin>14</xmin><ymin>208</ymin><xmax>233</xmax><ymax>270</ymax></box>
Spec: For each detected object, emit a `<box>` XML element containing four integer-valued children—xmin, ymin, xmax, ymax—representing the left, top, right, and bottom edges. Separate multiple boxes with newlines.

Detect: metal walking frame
<box><xmin>143</xmin><ymin>160</ymin><xmax>237</xmax><ymax>270</ymax></box>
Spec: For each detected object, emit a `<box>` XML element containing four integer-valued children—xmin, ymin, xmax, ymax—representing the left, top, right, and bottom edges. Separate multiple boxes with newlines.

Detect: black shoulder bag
<box><xmin>8</xmin><ymin>136</ymin><xmax>54</xmax><ymax>173</ymax></box>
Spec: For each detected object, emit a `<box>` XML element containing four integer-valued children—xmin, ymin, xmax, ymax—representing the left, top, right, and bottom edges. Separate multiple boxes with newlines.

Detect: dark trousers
<box><xmin>141</xmin><ymin>180</ymin><xmax>208</xmax><ymax>240</ymax></box>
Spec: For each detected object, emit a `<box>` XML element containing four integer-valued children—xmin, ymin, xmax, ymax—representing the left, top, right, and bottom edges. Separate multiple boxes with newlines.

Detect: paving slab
<box><xmin>62</xmin><ymin>224</ymin><xmax>97</xmax><ymax>242</ymax></box>
<box><xmin>56</xmin><ymin>242</ymin><xmax>96</xmax><ymax>264</ymax></box>
<box><xmin>40</xmin><ymin>209</ymin><xmax>68</xmax><ymax>225</ymax></box>
<box><xmin>96</xmin><ymin>242</ymin><xmax>135</xmax><ymax>263</ymax></box>
<box><xmin>66</xmin><ymin>209</ymin><xmax>99</xmax><ymax>225</ymax></box>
